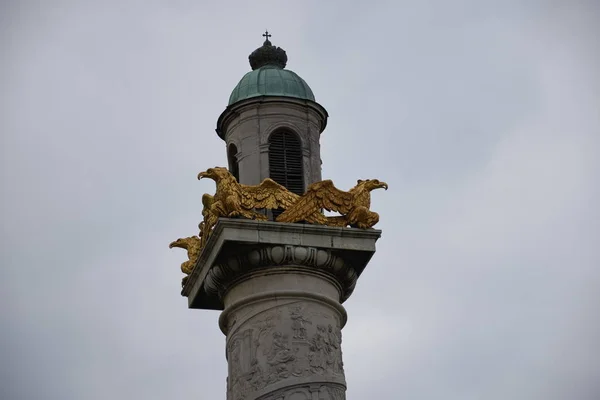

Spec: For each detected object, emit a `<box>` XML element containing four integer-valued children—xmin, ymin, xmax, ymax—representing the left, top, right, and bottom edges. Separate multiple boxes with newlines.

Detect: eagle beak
<box><xmin>380</xmin><ymin>182</ymin><xmax>389</xmax><ymax>190</ymax></box>
<box><xmin>197</xmin><ymin>171</ymin><xmax>208</xmax><ymax>180</ymax></box>
<box><xmin>169</xmin><ymin>240</ymin><xmax>177</xmax><ymax>248</ymax></box>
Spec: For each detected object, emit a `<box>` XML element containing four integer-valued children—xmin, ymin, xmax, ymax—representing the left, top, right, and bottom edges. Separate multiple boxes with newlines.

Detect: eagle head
<box><xmin>169</xmin><ymin>237</ymin><xmax>186</xmax><ymax>249</ymax></box>
<box><xmin>357</xmin><ymin>179</ymin><xmax>388</xmax><ymax>191</ymax></box>
<box><xmin>197</xmin><ymin>167</ymin><xmax>230</xmax><ymax>182</ymax></box>
<box><xmin>169</xmin><ymin>236</ymin><xmax>200</xmax><ymax>249</ymax></box>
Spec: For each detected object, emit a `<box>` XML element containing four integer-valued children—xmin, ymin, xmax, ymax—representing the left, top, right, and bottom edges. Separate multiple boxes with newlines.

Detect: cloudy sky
<box><xmin>1</xmin><ymin>1</ymin><xmax>599</xmax><ymax>399</ymax></box>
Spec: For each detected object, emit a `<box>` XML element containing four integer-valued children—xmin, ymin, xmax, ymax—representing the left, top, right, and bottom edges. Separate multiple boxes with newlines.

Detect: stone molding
<box><xmin>203</xmin><ymin>245</ymin><xmax>357</xmax><ymax>303</ymax></box>
<box><xmin>217</xmin><ymin>96</ymin><xmax>328</xmax><ymax>140</ymax></box>
<box><xmin>183</xmin><ymin>219</ymin><xmax>382</xmax><ymax>310</ymax></box>
<box><xmin>260</xmin><ymin>120</ymin><xmax>314</xmax><ymax>146</ymax></box>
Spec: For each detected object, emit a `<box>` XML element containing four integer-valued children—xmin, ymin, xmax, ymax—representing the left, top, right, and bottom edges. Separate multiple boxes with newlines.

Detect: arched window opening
<box><xmin>228</xmin><ymin>144</ymin><xmax>239</xmax><ymax>182</ymax></box>
<box><xmin>269</xmin><ymin>130</ymin><xmax>304</xmax><ymax>219</ymax></box>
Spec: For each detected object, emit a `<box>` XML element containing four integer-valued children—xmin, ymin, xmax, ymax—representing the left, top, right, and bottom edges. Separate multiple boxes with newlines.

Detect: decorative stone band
<box><xmin>254</xmin><ymin>382</ymin><xmax>346</xmax><ymax>400</ymax></box>
<box><xmin>257</xmin><ymin>383</ymin><xmax>346</xmax><ymax>400</ymax></box>
<box><xmin>203</xmin><ymin>245</ymin><xmax>358</xmax><ymax>303</ymax></box>
<box><xmin>219</xmin><ymin>290</ymin><xmax>348</xmax><ymax>336</ymax></box>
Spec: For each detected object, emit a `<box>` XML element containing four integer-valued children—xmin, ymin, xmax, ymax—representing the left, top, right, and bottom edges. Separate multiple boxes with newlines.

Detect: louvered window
<box><xmin>269</xmin><ymin>131</ymin><xmax>304</xmax><ymax>219</ymax></box>
<box><xmin>228</xmin><ymin>144</ymin><xmax>239</xmax><ymax>182</ymax></box>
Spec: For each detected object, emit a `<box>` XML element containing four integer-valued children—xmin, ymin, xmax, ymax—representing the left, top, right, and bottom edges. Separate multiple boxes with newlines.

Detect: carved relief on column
<box><xmin>225</xmin><ymin>300</ymin><xmax>346</xmax><ymax>400</ymax></box>
<box><xmin>255</xmin><ymin>383</ymin><xmax>346</xmax><ymax>400</ymax></box>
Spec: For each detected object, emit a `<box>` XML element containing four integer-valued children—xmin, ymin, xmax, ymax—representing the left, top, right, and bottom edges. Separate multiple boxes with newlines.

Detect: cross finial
<box><xmin>262</xmin><ymin>30</ymin><xmax>272</xmax><ymax>44</ymax></box>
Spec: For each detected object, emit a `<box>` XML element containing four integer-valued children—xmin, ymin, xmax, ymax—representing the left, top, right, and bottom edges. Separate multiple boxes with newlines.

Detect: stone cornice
<box><xmin>182</xmin><ymin>219</ymin><xmax>382</xmax><ymax>310</ymax></box>
<box><xmin>216</xmin><ymin>97</ymin><xmax>328</xmax><ymax>140</ymax></box>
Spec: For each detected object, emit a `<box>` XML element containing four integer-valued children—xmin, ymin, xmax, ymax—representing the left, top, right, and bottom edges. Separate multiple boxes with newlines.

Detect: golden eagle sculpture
<box><xmin>276</xmin><ymin>179</ymin><xmax>388</xmax><ymax>229</ymax></box>
<box><xmin>197</xmin><ymin>166</ymin><xmax>303</xmax><ymax>222</ymax></box>
<box><xmin>169</xmin><ymin>236</ymin><xmax>202</xmax><ymax>286</ymax></box>
<box><xmin>171</xmin><ymin>167</ymin><xmax>301</xmax><ymax>285</ymax></box>
<box><xmin>170</xmin><ymin>167</ymin><xmax>387</xmax><ymax>285</ymax></box>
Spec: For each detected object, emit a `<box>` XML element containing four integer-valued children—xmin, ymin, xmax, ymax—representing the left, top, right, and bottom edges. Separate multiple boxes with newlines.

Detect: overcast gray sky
<box><xmin>1</xmin><ymin>1</ymin><xmax>599</xmax><ymax>399</ymax></box>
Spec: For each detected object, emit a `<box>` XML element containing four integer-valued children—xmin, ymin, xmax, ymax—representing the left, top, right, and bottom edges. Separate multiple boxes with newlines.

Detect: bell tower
<box><xmin>171</xmin><ymin>32</ymin><xmax>386</xmax><ymax>400</ymax></box>
<box><xmin>216</xmin><ymin>32</ymin><xmax>328</xmax><ymax>206</ymax></box>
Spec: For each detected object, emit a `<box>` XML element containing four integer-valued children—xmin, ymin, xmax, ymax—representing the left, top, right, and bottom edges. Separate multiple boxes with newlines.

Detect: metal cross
<box><xmin>262</xmin><ymin>30</ymin><xmax>272</xmax><ymax>41</ymax></box>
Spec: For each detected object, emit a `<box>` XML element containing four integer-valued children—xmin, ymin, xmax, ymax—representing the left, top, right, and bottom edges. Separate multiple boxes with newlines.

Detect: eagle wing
<box><xmin>240</xmin><ymin>178</ymin><xmax>300</xmax><ymax>211</ymax></box>
<box><xmin>276</xmin><ymin>180</ymin><xmax>354</xmax><ymax>223</ymax></box>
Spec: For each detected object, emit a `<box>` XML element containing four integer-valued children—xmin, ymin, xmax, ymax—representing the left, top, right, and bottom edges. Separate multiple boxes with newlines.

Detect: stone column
<box><xmin>182</xmin><ymin>219</ymin><xmax>381</xmax><ymax>400</ymax></box>
<box><xmin>219</xmin><ymin>249</ymin><xmax>348</xmax><ymax>400</ymax></box>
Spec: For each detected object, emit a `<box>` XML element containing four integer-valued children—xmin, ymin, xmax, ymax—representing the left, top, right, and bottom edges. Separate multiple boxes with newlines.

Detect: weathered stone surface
<box><xmin>182</xmin><ymin>219</ymin><xmax>379</xmax><ymax>399</ymax></box>
<box><xmin>254</xmin><ymin>383</ymin><xmax>346</xmax><ymax>400</ymax></box>
<box><xmin>216</xmin><ymin>96</ymin><xmax>328</xmax><ymax>192</ymax></box>
<box><xmin>224</xmin><ymin>293</ymin><xmax>346</xmax><ymax>400</ymax></box>
<box><xmin>180</xmin><ymin>219</ymin><xmax>380</xmax><ymax>399</ymax></box>
<box><xmin>182</xmin><ymin>218</ymin><xmax>381</xmax><ymax>310</ymax></box>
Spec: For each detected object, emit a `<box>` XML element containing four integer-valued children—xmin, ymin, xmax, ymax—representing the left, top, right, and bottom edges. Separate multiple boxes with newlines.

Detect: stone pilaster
<box><xmin>182</xmin><ymin>219</ymin><xmax>381</xmax><ymax>400</ymax></box>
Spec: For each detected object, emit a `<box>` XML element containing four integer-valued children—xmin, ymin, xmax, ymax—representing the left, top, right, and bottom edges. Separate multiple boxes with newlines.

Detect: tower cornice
<box><xmin>216</xmin><ymin>96</ymin><xmax>328</xmax><ymax>140</ymax></box>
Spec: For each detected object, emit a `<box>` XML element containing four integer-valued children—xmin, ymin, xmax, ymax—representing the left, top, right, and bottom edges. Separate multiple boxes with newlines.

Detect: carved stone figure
<box><xmin>308</xmin><ymin>325</ymin><xmax>329</xmax><ymax>374</ymax></box>
<box><xmin>304</xmin><ymin>323</ymin><xmax>345</xmax><ymax>377</ymax></box>
<box><xmin>227</xmin><ymin>329</ymin><xmax>257</xmax><ymax>400</ymax></box>
<box><xmin>319</xmin><ymin>385</ymin><xmax>346</xmax><ymax>400</ymax></box>
<box><xmin>265</xmin><ymin>332</ymin><xmax>295</xmax><ymax>382</ymax></box>
<box><xmin>229</xmin><ymin>338</ymin><xmax>244</xmax><ymax>395</ymax></box>
<box><xmin>327</xmin><ymin>325</ymin><xmax>344</xmax><ymax>374</ymax></box>
<box><xmin>276</xmin><ymin>179</ymin><xmax>388</xmax><ymax>229</ymax></box>
<box><xmin>289</xmin><ymin>307</ymin><xmax>312</xmax><ymax>340</ymax></box>
<box><xmin>246</xmin><ymin>358</ymin><xmax>265</xmax><ymax>391</ymax></box>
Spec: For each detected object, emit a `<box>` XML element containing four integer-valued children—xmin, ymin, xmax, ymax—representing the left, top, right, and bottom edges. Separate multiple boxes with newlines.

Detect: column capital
<box><xmin>182</xmin><ymin>219</ymin><xmax>382</xmax><ymax>310</ymax></box>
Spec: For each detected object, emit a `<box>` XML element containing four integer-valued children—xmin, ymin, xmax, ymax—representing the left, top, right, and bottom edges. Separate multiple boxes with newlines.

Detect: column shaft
<box><xmin>220</xmin><ymin>268</ymin><xmax>347</xmax><ymax>400</ymax></box>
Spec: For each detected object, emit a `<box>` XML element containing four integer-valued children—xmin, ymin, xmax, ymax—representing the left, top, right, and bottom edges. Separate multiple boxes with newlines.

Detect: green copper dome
<box><xmin>228</xmin><ymin>66</ymin><xmax>315</xmax><ymax>105</ymax></box>
<box><xmin>228</xmin><ymin>34</ymin><xmax>315</xmax><ymax>105</ymax></box>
